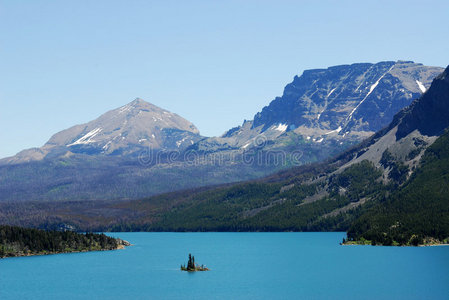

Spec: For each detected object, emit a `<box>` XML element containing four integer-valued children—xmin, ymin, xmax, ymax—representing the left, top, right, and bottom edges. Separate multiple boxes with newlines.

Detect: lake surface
<box><xmin>1</xmin><ymin>232</ymin><xmax>448</xmax><ymax>299</ymax></box>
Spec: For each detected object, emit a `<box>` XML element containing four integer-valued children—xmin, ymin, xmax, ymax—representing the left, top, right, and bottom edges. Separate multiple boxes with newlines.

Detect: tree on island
<box><xmin>181</xmin><ymin>253</ymin><xmax>209</xmax><ymax>271</ymax></box>
<box><xmin>188</xmin><ymin>253</ymin><xmax>193</xmax><ymax>270</ymax></box>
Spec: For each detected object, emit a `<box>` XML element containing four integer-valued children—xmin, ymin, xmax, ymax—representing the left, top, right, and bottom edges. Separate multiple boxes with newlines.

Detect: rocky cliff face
<box><xmin>193</xmin><ymin>61</ymin><xmax>442</xmax><ymax>155</ymax></box>
<box><xmin>395</xmin><ymin>67</ymin><xmax>449</xmax><ymax>139</ymax></box>
<box><xmin>336</xmin><ymin>65</ymin><xmax>449</xmax><ymax>179</ymax></box>
<box><xmin>253</xmin><ymin>61</ymin><xmax>440</xmax><ymax>133</ymax></box>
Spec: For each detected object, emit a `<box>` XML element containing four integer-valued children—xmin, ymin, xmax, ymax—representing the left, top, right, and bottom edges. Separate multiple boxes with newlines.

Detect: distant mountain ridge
<box><xmin>0</xmin><ymin>61</ymin><xmax>444</xmax><ymax>202</ymax></box>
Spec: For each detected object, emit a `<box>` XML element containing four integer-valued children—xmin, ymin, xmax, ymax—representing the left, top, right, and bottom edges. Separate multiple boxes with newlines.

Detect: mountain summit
<box><xmin>3</xmin><ymin>98</ymin><xmax>202</xmax><ymax>164</ymax></box>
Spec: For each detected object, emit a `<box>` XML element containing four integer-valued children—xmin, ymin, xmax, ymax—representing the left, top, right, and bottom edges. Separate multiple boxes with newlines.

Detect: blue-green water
<box><xmin>1</xmin><ymin>232</ymin><xmax>448</xmax><ymax>299</ymax></box>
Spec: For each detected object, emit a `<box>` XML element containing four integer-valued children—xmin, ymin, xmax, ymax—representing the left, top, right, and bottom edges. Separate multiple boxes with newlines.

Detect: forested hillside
<box><xmin>346</xmin><ymin>129</ymin><xmax>449</xmax><ymax>245</ymax></box>
<box><xmin>0</xmin><ymin>225</ymin><xmax>126</xmax><ymax>258</ymax></box>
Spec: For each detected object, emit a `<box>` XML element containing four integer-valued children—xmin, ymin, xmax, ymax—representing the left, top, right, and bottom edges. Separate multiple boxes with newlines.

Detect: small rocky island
<box><xmin>0</xmin><ymin>225</ymin><xmax>130</xmax><ymax>258</ymax></box>
<box><xmin>180</xmin><ymin>253</ymin><xmax>209</xmax><ymax>271</ymax></box>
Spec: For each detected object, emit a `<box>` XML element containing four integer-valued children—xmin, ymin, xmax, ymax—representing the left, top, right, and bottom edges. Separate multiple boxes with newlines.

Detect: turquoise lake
<box><xmin>1</xmin><ymin>232</ymin><xmax>448</xmax><ymax>299</ymax></box>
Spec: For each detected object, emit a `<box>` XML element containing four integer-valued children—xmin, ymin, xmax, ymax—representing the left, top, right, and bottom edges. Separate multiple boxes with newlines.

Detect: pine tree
<box><xmin>188</xmin><ymin>253</ymin><xmax>192</xmax><ymax>270</ymax></box>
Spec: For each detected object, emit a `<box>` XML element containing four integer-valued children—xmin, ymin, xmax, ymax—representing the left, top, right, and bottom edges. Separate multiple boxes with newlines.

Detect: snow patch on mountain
<box><xmin>416</xmin><ymin>80</ymin><xmax>426</xmax><ymax>93</ymax></box>
<box><xmin>241</xmin><ymin>142</ymin><xmax>251</xmax><ymax>149</ymax></box>
<box><xmin>274</xmin><ymin>123</ymin><xmax>288</xmax><ymax>132</ymax></box>
<box><xmin>102</xmin><ymin>140</ymin><xmax>112</xmax><ymax>151</ymax></box>
<box><xmin>326</xmin><ymin>88</ymin><xmax>336</xmax><ymax>98</ymax></box>
<box><xmin>118</xmin><ymin>104</ymin><xmax>132</xmax><ymax>114</ymax></box>
<box><xmin>176</xmin><ymin>137</ymin><xmax>190</xmax><ymax>148</ymax></box>
<box><xmin>68</xmin><ymin>128</ymin><xmax>102</xmax><ymax>146</ymax></box>
<box><xmin>325</xmin><ymin>126</ymin><xmax>342</xmax><ymax>135</ymax></box>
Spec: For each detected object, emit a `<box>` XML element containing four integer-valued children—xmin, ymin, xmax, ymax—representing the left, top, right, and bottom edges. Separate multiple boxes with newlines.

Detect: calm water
<box><xmin>1</xmin><ymin>232</ymin><xmax>448</xmax><ymax>300</ymax></box>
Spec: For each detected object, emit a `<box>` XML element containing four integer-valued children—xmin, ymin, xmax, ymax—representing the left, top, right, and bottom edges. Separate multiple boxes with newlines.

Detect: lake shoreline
<box><xmin>0</xmin><ymin>239</ymin><xmax>131</xmax><ymax>259</ymax></box>
<box><xmin>342</xmin><ymin>240</ymin><xmax>449</xmax><ymax>247</ymax></box>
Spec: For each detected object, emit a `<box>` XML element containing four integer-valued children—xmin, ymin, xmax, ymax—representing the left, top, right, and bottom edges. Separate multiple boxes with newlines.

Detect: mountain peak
<box><xmin>9</xmin><ymin>98</ymin><xmax>204</xmax><ymax>160</ymax></box>
<box><xmin>131</xmin><ymin>97</ymin><xmax>145</xmax><ymax>104</ymax></box>
<box><xmin>121</xmin><ymin>98</ymin><xmax>161</xmax><ymax>111</ymax></box>
<box><xmin>52</xmin><ymin>99</ymin><xmax>202</xmax><ymax>154</ymax></box>
<box><xmin>128</xmin><ymin>97</ymin><xmax>153</xmax><ymax>108</ymax></box>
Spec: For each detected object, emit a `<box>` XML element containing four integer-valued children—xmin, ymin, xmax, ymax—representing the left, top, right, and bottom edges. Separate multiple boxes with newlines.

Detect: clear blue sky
<box><xmin>1</xmin><ymin>0</ymin><xmax>448</xmax><ymax>158</ymax></box>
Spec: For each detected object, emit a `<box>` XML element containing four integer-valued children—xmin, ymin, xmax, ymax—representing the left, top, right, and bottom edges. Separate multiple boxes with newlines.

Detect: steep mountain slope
<box><xmin>192</xmin><ymin>61</ymin><xmax>442</xmax><ymax>161</ymax></box>
<box><xmin>337</xmin><ymin>66</ymin><xmax>449</xmax><ymax>177</ymax></box>
<box><xmin>252</xmin><ymin>61</ymin><xmax>438</xmax><ymax>133</ymax></box>
<box><xmin>1</xmin><ymin>98</ymin><xmax>201</xmax><ymax>165</ymax></box>
<box><xmin>347</xmin><ymin>129</ymin><xmax>449</xmax><ymax>245</ymax></box>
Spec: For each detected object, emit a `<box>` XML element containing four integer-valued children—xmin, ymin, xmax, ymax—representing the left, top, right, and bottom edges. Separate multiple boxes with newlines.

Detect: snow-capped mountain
<box><xmin>2</xmin><ymin>98</ymin><xmax>202</xmax><ymax>164</ymax></box>
<box><xmin>193</xmin><ymin>61</ymin><xmax>443</xmax><ymax>153</ymax></box>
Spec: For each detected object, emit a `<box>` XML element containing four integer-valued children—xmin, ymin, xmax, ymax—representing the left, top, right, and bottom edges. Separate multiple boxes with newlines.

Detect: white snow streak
<box><xmin>274</xmin><ymin>123</ymin><xmax>288</xmax><ymax>132</ymax></box>
<box><xmin>68</xmin><ymin>128</ymin><xmax>102</xmax><ymax>146</ymax></box>
<box><xmin>118</xmin><ymin>104</ymin><xmax>132</xmax><ymax>114</ymax></box>
<box><xmin>102</xmin><ymin>140</ymin><xmax>112</xmax><ymax>151</ymax></box>
<box><xmin>346</xmin><ymin>65</ymin><xmax>394</xmax><ymax>122</ymax></box>
<box><xmin>324</xmin><ymin>126</ymin><xmax>342</xmax><ymax>135</ymax></box>
<box><xmin>327</xmin><ymin>88</ymin><xmax>336</xmax><ymax>98</ymax></box>
<box><xmin>176</xmin><ymin>137</ymin><xmax>188</xmax><ymax>147</ymax></box>
<box><xmin>242</xmin><ymin>142</ymin><xmax>251</xmax><ymax>149</ymax></box>
<box><xmin>416</xmin><ymin>80</ymin><xmax>426</xmax><ymax>93</ymax></box>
